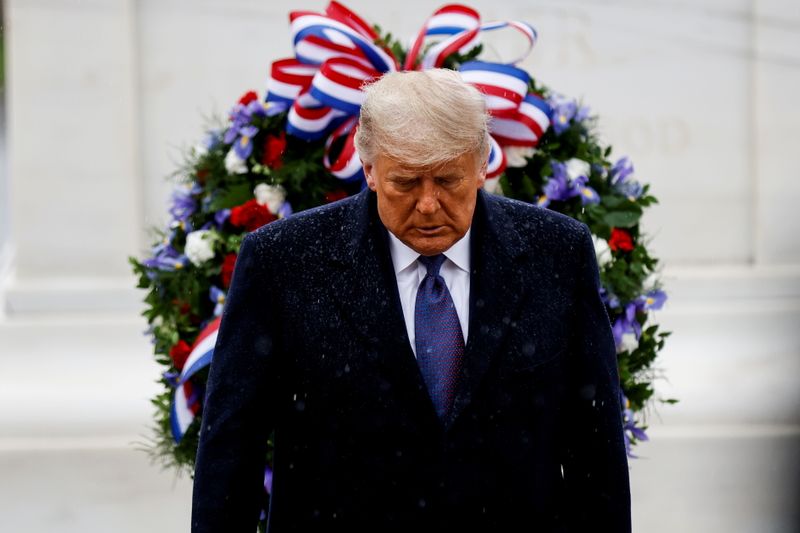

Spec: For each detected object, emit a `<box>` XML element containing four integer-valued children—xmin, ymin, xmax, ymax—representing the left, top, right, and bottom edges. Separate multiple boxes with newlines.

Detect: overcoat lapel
<box><xmin>331</xmin><ymin>189</ymin><xmax>441</xmax><ymax>430</ymax></box>
<box><xmin>443</xmin><ymin>189</ymin><xmax>531</xmax><ymax>430</ymax></box>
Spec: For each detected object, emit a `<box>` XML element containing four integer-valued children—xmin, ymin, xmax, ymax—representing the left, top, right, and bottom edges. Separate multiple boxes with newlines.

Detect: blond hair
<box><xmin>354</xmin><ymin>69</ymin><xmax>490</xmax><ymax>169</ymax></box>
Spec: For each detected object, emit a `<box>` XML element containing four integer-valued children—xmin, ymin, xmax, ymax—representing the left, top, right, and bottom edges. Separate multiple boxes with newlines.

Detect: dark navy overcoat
<box><xmin>191</xmin><ymin>188</ymin><xmax>631</xmax><ymax>532</ymax></box>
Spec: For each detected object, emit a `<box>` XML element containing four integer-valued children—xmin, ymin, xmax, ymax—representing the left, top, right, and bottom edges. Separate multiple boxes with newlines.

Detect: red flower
<box><xmin>171</xmin><ymin>298</ymin><xmax>191</xmax><ymax>315</ymax></box>
<box><xmin>261</xmin><ymin>131</ymin><xmax>287</xmax><ymax>170</ymax></box>
<box><xmin>230</xmin><ymin>199</ymin><xmax>277</xmax><ymax>232</ymax></box>
<box><xmin>609</xmin><ymin>227</ymin><xmax>635</xmax><ymax>252</ymax></box>
<box><xmin>324</xmin><ymin>189</ymin><xmax>348</xmax><ymax>203</ymax></box>
<box><xmin>169</xmin><ymin>340</ymin><xmax>192</xmax><ymax>370</ymax></box>
<box><xmin>238</xmin><ymin>91</ymin><xmax>258</xmax><ymax>106</ymax></box>
<box><xmin>221</xmin><ymin>253</ymin><xmax>237</xmax><ymax>288</ymax></box>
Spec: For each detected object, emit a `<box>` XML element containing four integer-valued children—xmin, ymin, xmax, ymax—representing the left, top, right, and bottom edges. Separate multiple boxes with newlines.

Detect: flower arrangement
<box><xmin>129</xmin><ymin>1</ymin><xmax>674</xmax><ymax>522</ymax></box>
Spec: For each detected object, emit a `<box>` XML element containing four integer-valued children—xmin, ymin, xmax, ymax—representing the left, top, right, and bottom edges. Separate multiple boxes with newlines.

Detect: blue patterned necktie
<box><xmin>414</xmin><ymin>254</ymin><xmax>465</xmax><ymax>420</ymax></box>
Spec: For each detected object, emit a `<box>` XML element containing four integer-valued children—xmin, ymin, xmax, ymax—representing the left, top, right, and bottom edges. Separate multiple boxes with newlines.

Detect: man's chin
<box><xmin>405</xmin><ymin>235</ymin><xmax>454</xmax><ymax>256</ymax></box>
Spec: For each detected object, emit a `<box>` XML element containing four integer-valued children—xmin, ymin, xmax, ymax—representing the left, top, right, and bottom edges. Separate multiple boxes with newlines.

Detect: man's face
<box><xmin>363</xmin><ymin>151</ymin><xmax>486</xmax><ymax>256</ymax></box>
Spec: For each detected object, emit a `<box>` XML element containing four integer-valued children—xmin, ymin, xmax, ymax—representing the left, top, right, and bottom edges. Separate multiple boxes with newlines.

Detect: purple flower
<box><xmin>620</xmin><ymin>391</ymin><xmax>649</xmax><ymax>458</ymax></box>
<box><xmin>209</xmin><ymin>285</ymin><xmax>226</xmax><ymax>317</ymax></box>
<box><xmin>223</xmin><ymin>100</ymin><xmax>267</xmax><ymax>148</ymax></box>
<box><xmin>579</xmin><ymin>186</ymin><xmax>600</xmax><ymax>204</ymax></box>
<box><xmin>543</xmin><ymin>162</ymin><xmax>574</xmax><ymax>201</ymax></box>
<box><xmin>265</xmin><ymin>101</ymin><xmax>288</xmax><ymax>117</ymax></box>
<box><xmin>617</xmin><ymin>180</ymin><xmax>643</xmax><ymax>200</ymax></box>
<box><xmin>538</xmin><ymin>160</ymin><xmax>600</xmax><ymax>207</ymax></box>
<box><xmin>609</xmin><ymin>157</ymin><xmax>643</xmax><ymax>200</ymax></box>
<box><xmin>278</xmin><ymin>201</ymin><xmax>293</xmax><ymax>219</ymax></box>
<box><xmin>162</xmin><ymin>371</ymin><xmax>180</xmax><ymax>387</ymax></box>
<box><xmin>612</xmin><ymin>301</ymin><xmax>642</xmax><ymax>348</ymax></box>
<box><xmin>610</xmin><ymin>157</ymin><xmax>634</xmax><ymax>184</ymax></box>
<box><xmin>169</xmin><ymin>187</ymin><xmax>197</xmax><ymax>223</ymax></box>
<box><xmin>572</xmin><ymin>175</ymin><xmax>600</xmax><ymax>205</ymax></box>
<box><xmin>214</xmin><ymin>208</ymin><xmax>231</xmax><ymax>228</ymax></box>
<box><xmin>264</xmin><ymin>465</ymin><xmax>273</xmax><ymax>495</ymax></box>
<box><xmin>600</xmin><ymin>286</ymin><xmax>621</xmax><ymax>309</ymax></box>
<box><xmin>234</xmin><ymin>125</ymin><xmax>259</xmax><ymax>160</ymax></box>
<box><xmin>550</xmin><ymin>98</ymin><xmax>576</xmax><ymax>135</ymax></box>
<box><xmin>170</xmin><ymin>218</ymin><xmax>194</xmax><ymax>234</ymax></box>
<box><xmin>548</xmin><ymin>95</ymin><xmax>589</xmax><ymax>135</ymax></box>
<box><xmin>611</xmin><ymin>289</ymin><xmax>668</xmax><ymax>347</ymax></box>
<box><xmin>574</xmin><ymin>104</ymin><xmax>591</xmax><ymax>123</ymax></box>
<box><xmin>142</xmin><ymin>239</ymin><xmax>189</xmax><ymax>272</ymax></box>
<box><xmin>639</xmin><ymin>289</ymin><xmax>667</xmax><ymax>311</ymax></box>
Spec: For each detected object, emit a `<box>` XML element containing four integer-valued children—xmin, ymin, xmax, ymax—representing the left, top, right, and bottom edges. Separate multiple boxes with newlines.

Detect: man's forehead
<box><xmin>380</xmin><ymin>153</ymin><xmax>475</xmax><ymax>174</ymax></box>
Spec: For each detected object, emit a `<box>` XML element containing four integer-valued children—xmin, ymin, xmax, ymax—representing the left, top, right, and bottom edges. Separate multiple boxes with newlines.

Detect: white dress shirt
<box><xmin>387</xmin><ymin>228</ymin><xmax>471</xmax><ymax>358</ymax></box>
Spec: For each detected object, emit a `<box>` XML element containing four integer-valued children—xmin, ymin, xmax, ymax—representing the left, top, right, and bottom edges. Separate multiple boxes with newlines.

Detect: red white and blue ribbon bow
<box><xmin>266</xmin><ymin>1</ymin><xmax>551</xmax><ymax>185</ymax></box>
<box><xmin>170</xmin><ymin>317</ymin><xmax>221</xmax><ymax>443</ymax></box>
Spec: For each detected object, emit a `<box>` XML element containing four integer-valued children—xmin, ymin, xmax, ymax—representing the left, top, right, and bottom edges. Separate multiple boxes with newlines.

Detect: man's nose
<box><xmin>415</xmin><ymin>180</ymin><xmax>440</xmax><ymax>215</ymax></box>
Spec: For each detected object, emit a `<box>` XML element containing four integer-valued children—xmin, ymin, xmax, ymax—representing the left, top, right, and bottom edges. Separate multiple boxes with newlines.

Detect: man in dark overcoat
<box><xmin>192</xmin><ymin>69</ymin><xmax>631</xmax><ymax>532</ymax></box>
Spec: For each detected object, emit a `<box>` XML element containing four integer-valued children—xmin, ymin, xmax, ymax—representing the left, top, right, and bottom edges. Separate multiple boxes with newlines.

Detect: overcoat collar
<box><xmin>332</xmin><ymin>188</ymin><xmax>532</xmax><ymax>431</ymax></box>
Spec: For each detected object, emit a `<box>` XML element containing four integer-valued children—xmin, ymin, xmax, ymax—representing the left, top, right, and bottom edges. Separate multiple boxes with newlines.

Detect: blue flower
<box><xmin>609</xmin><ymin>156</ymin><xmax>643</xmax><ymax>200</ymax></box>
<box><xmin>611</xmin><ymin>289</ymin><xmax>668</xmax><ymax>348</ymax></box>
<box><xmin>169</xmin><ymin>186</ymin><xmax>197</xmax><ymax>223</ymax></box>
<box><xmin>234</xmin><ymin>125</ymin><xmax>259</xmax><ymax>160</ymax></box>
<box><xmin>548</xmin><ymin>95</ymin><xmax>590</xmax><ymax>135</ymax></box>
<box><xmin>209</xmin><ymin>285</ymin><xmax>226</xmax><ymax>317</ymax></box>
<box><xmin>612</xmin><ymin>301</ymin><xmax>641</xmax><ymax>348</ymax></box>
<box><xmin>214</xmin><ymin>208</ymin><xmax>231</xmax><ymax>228</ymax></box>
<box><xmin>265</xmin><ymin>101</ymin><xmax>288</xmax><ymax>117</ymax></box>
<box><xmin>572</xmin><ymin>175</ymin><xmax>600</xmax><ymax>205</ymax></box>
<box><xmin>142</xmin><ymin>237</ymin><xmax>189</xmax><ymax>272</ymax></box>
<box><xmin>538</xmin><ymin>160</ymin><xmax>600</xmax><ymax>207</ymax></box>
<box><xmin>543</xmin><ymin>162</ymin><xmax>574</xmax><ymax>202</ymax></box>
<box><xmin>574</xmin><ymin>104</ymin><xmax>591</xmax><ymax>123</ymax></box>
<box><xmin>638</xmin><ymin>289</ymin><xmax>667</xmax><ymax>311</ymax></box>
<box><xmin>600</xmin><ymin>286</ymin><xmax>621</xmax><ymax>309</ymax></box>
<box><xmin>620</xmin><ymin>391</ymin><xmax>649</xmax><ymax>458</ymax></box>
<box><xmin>550</xmin><ymin>98</ymin><xmax>576</xmax><ymax>135</ymax></box>
<box><xmin>223</xmin><ymin>100</ymin><xmax>268</xmax><ymax>150</ymax></box>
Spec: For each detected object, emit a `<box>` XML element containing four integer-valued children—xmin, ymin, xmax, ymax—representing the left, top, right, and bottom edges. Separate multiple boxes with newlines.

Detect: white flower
<box><xmin>592</xmin><ymin>234</ymin><xmax>611</xmax><ymax>266</ymax></box>
<box><xmin>184</xmin><ymin>230</ymin><xmax>215</xmax><ymax>266</ymax></box>
<box><xmin>618</xmin><ymin>332</ymin><xmax>639</xmax><ymax>354</ymax></box>
<box><xmin>503</xmin><ymin>146</ymin><xmax>536</xmax><ymax>168</ymax></box>
<box><xmin>224</xmin><ymin>148</ymin><xmax>248</xmax><ymax>174</ymax></box>
<box><xmin>483</xmin><ymin>177</ymin><xmax>502</xmax><ymax>194</ymax></box>
<box><xmin>254</xmin><ymin>183</ymin><xmax>286</xmax><ymax>215</ymax></box>
<box><xmin>565</xmin><ymin>158</ymin><xmax>591</xmax><ymax>181</ymax></box>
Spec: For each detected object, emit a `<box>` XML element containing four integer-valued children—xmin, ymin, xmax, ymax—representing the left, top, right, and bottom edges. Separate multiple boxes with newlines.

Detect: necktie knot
<box><xmin>418</xmin><ymin>254</ymin><xmax>446</xmax><ymax>277</ymax></box>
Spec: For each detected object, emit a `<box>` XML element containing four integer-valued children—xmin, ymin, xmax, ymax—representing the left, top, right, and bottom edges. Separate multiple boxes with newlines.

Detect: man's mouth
<box><xmin>416</xmin><ymin>226</ymin><xmax>444</xmax><ymax>235</ymax></box>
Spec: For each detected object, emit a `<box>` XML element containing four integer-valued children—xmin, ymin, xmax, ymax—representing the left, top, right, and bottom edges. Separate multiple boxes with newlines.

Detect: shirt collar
<box><xmin>444</xmin><ymin>227</ymin><xmax>471</xmax><ymax>273</ymax></box>
<box><xmin>387</xmin><ymin>227</ymin><xmax>472</xmax><ymax>275</ymax></box>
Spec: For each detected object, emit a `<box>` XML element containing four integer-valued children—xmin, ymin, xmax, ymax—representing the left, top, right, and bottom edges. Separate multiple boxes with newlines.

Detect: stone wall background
<box><xmin>1</xmin><ymin>1</ymin><xmax>798</xmax><ymax>531</ymax></box>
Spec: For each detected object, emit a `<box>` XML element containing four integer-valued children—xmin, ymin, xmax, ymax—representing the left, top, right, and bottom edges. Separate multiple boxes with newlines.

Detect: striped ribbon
<box><xmin>170</xmin><ymin>317</ymin><xmax>221</xmax><ymax>443</ymax></box>
<box><xmin>266</xmin><ymin>2</ymin><xmax>551</xmax><ymax>183</ymax></box>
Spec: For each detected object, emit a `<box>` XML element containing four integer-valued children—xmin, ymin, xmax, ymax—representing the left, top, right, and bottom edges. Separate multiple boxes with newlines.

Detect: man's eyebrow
<box><xmin>387</xmin><ymin>171</ymin><xmax>464</xmax><ymax>179</ymax></box>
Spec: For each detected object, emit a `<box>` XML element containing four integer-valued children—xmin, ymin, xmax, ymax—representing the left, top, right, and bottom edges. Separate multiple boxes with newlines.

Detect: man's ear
<box><xmin>362</xmin><ymin>160</ymin><xmax>377</xmax><ymax>191</ymax></box>
<box><xmin>477</xmin><ymin>155</ymin><xmax>488</xmax><ymax>189</ymax></box>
